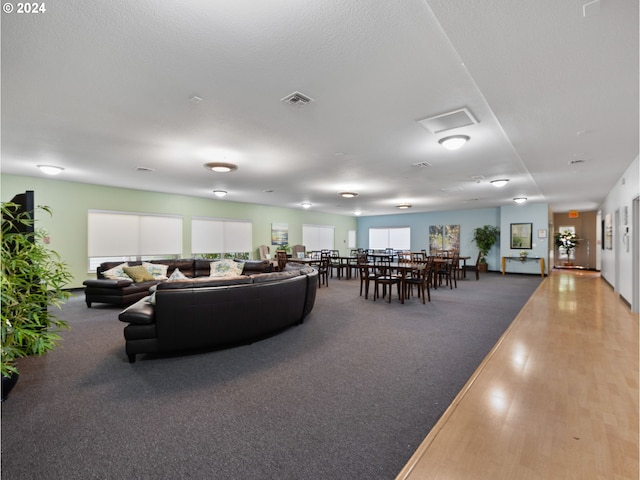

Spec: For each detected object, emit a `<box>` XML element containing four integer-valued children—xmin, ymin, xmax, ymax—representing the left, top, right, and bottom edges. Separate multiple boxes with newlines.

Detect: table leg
<box><xmin>540</xmin><ymin>258</ymin><xmax>545</xmax><ymax>277</ymax></box>
<box><xmin>501</xmin><ymin>257</ymin><xmax>506</xmax><ymax>275</ymax></box>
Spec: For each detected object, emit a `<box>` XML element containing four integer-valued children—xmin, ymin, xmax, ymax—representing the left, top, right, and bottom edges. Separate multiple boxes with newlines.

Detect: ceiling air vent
<box><xmin>417</xmin><ymin>107</ymin><xmax>478</xmax><ymax>134</ymax></box>
<box><xmin>281</xmin><ymin>91</ymin><xmax>314</xmax><ymax>107</ymax></box>
<box><xmin>412</xmin><ymin>161</ymin><xmax>432</xmax><ymax>168</ymax></box>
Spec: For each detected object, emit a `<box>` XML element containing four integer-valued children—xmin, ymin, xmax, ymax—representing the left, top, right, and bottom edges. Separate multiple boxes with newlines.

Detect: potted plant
<box><xmin>1</xmin><ymin>202</ymin><xmax>72</xmax><ymax>400</ymax></box>
<box><xmin>472</xmin><ymin>225</ymin><xmax>500</xmax><ymax>271</ymax></box>
<box><xmin>555</xmin><ymin>230</ymin><xmax>579</xmax><ymax>266</ymax></box>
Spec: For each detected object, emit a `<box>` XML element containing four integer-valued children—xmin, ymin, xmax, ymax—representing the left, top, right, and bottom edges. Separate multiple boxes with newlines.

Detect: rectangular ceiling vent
<box><xmin>417</xmin><ymin>107</ymin><xmax>478</xmax><ymax>134</ymax></box>
<box><xmin>281</xmin><ymin>91</ymin><xmax>314</xmax><ymax>107</ymax></box>
<box><xmin>412</xmin><ymin>161</ymin><xmax>432</xmax><ymax>168</ymax></box>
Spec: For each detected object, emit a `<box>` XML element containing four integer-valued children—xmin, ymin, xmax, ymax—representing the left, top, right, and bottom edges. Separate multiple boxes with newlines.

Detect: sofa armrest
<box><xmin>119</xmin><ymin>297</ymin><xmax>155</xmax><ymax>325</ymax></box>
<box><xmin>84</xmin><ymin>278</ymin><xmax>133</xmax><ymax>288</ymax></box>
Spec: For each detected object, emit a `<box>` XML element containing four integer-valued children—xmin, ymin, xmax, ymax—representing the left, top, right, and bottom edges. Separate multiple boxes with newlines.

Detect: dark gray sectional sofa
<box><xmin>118</xmin><ymin>264</ymin><xmax>318</xmax><ymax>362</ymax></box>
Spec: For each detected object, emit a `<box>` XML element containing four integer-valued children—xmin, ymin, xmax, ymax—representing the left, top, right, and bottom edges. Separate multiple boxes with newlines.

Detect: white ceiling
<box><xmin>2</xmin><ymin>0</ymin><xmax>638</xmax><ymax>216</ymax></box>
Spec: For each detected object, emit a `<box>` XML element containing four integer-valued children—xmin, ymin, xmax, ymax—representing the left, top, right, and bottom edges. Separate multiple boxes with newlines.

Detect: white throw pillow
<box><xmin>168</xmin><ymin>268</ymin><xmax>188</xmax><ymax>281</ymax></box>
<box><xmin>102</xmin><ymin>262</ymin><xmax>130</xmax><ymax>280</ymax></box>
<box><xmin>210</xmin><ymin>260</ymin><xmax>243</xmax><ymax>278</ymax></box>
<box><xmin>142</xmin><ymin>262</ymin><xmax>169</xmax><ymax>280</ymax></box>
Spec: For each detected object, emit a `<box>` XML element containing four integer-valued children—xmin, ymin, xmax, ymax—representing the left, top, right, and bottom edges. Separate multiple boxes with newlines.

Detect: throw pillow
<box><xmin>168</xmin><ymin>268</ymin><xmax>188</xmax><ymax>281</ymax></box>
<box><xmin>102</xmin><ymin>262</ymin><xmax>130</xmax><ymax>280</ymax></box>
<box><xmin>142</xmin><ymin>262</ymin><xmax>169</xmax><ymax>280</ymax></box>
<box><xmin>210</xmin><ymin>260</ymin><xmax>243</xmax><ymax>278</ymax></box>
<box><xmin>123</xmin><ymin>265</ymin><xmax>156</xmax><ymax>283</ymax></box>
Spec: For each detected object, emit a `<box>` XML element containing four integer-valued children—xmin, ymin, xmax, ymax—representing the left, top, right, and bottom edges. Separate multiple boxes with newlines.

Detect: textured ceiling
<box><xmin>2</xmin><ymin>0</ymin><xmax>638</xmax><ymax>216</ymax></box>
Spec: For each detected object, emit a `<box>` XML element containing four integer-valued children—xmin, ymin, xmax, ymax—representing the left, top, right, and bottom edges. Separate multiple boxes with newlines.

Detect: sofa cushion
<box><xmin>142</xmin><ymin>262</ymin><xmax>169</xmax><ymax>280</ymax></box>
<box><xmin>210</xmin><ymin>260</ymin><xmax>243</xmax><ymax>277</ymax></box>
<box><xmin>168</xmin><ymin>268</ymin><xmax>188</xmax><ymax>281</ymax></box>
<box><xmin>124</xmin><ymin>265</ymin><xmax>156</xmax><ymax>283</ymax></box>
<box><xmin>156</xmin><ymin>275</ymin><xmax>252</xmax><ymax>289</ymax></box>
<box><xmin>250</xmin><ymin>270</ymin><xmax>300</xmax><ymax>283</ymax></box>
<box><xmin>102</xmin><ymin>262</ymin><xmax>130</xmax><ymax>280</ymax></box>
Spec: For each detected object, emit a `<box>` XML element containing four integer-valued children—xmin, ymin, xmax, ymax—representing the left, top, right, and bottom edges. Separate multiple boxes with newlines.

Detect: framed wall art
<box><xmin>510</xmin><ymin>223</ymin><xmax>532</xmax><ymax>249</ymax></box>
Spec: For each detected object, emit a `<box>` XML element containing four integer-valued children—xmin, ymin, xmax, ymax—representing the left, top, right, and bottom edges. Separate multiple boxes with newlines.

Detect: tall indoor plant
<box><xmin>1</xmin><ymin>202</ymin><xmax>72</xmax><ymax>399</ymax></box>
<box><xmin>472</xmin><ymin>225</ymin><xmax>500</xmax><ymax>270</ymax></box>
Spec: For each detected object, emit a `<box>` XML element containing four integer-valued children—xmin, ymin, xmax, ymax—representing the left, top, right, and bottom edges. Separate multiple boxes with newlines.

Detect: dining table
<box><xmin>362</xmin><ymin>262</ymin><xmax>429</xmax><ymax>304</ymax></box>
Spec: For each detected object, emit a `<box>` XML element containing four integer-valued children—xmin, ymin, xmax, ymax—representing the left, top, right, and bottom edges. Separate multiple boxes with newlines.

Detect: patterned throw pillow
<box><xmin>168</xmin><ymin>268</ymin><xmax>188</xmax><ymax>281</ymax></box>
<box><xmin>142</xmin><ymin>262</ymin><xmax>169</xmax><ymax>280</ymax></box>
<box><xmin>102</xmin><ymin>262</ymin><xmax>130</xmax><ymax>280</ymax></box>
<box><xmin>210</xmin><ymin>260</ymin><xmax>243</xmax><ymax>278</ymax></box>
<box><xmin>123</xmin><ymin>265</ymin><xmax>156</xmax><ymax>283</ymax></box>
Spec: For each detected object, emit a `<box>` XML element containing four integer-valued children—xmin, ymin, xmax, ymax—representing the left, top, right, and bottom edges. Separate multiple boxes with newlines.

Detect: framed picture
<box><xmin>510</xmin><ymin>223</ymin><xmax>532</xmax><ymax>249</ymax></box>
<box><xmin>271</xmin><ymin>222</ymin><xmax>288</xmax><ymax>245</ymax></box>
<box><xmin>538</xmin><ymin>229</ymin><xmax>547</xmax><ymax>239</ymax></box>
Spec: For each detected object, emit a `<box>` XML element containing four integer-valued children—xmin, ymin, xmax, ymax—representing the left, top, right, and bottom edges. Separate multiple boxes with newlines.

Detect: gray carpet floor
<box><xmin>1</xmin><ymin>272</ymin><xmax>542</xmax><ymax>480</ymax></box>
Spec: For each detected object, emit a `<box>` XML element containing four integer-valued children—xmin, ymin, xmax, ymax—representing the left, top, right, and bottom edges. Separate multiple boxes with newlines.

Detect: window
<box><xmin>348</xmin><ymin>229</ymin><xmax>356</xmax><ymax>249</ymax></box>
<box><xmin>191</xmin><ymin>217</ymin><xmax>252</xmax><ymax>258</ymax></box>
<box><xmin>88</xmin><ymin>210</ymin><xmax>182</xmax><ymax>271</ymax></box>
<box><xmin>302</xmin><ymin>224</ymin><xmax>334</xmax><ymax>251</ymax></box>
<box><xmin>369</xmin><ymin>227</ymin><xmax>410</xmax><ymax>250</ymax></box>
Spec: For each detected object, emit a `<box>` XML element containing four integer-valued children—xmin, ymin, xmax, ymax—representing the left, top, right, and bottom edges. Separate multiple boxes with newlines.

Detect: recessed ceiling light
<box><xmin>338</xmin><ymin>192</ymin><xmax>359</xmax><ymax>198</ymax></box>
<box><xmin>438</xmin><ymin>135</ymin><xmax>470</xmax><ymax>150</ymax></box>
<box><xmin>513</xmin><ymin>197</ymin><xmax>527</xmax><ymax>204</ymax></box>
<box><xmin>213</xmin><ymin>190</ymin><xmax>227</xmax><ymax>197</ymax></box>
<box><xmin>396</xmin><ymin>203</ymin><xmax>412</xmax><ymax>209</ymax></box>
<box><xmin>301</xmin><ymin>202</ymin><xmax>312</xmax><ymax>209</ymax></box>
<box><xmin>354</xmin><ymin>210</ymin><xmax>362</xmax><ymax>216</ymax></box>
<box><xmin>204</xmin><ymin>162</ymin><xmax>238</xmax><ymax>173</ymax></box>
<box><xmin>490</xmin><ymin>179</ymin><xmax>509</xmax><ymax>187</ymax></box>
<box><xmin>37</xmin><ymin>165</ymin><xmax>64</xmax><ymax>175</ymax></box>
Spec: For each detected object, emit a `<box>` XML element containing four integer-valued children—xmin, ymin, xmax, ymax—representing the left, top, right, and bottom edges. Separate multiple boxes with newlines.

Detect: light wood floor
<box><xmin>396</xmin><ymin>270</ymin><xmax>639</xmax><ymax>480</ymax></box>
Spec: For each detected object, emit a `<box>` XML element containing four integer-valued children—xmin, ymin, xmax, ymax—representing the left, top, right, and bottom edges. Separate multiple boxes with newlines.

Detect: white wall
<box><xmin>599</xmin><ymin>155</ymin><xmax>639</xmax><ymax>308</ymax></box>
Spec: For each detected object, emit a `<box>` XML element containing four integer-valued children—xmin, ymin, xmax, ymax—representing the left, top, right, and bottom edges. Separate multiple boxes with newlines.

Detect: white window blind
<box><xmin>88</xmin><ymin>211</ymin><xmax>182</xmax><ymax>257</ymax></box>
<box><xmin>348</xmin><ymin>230</ymin><xmax>356</xmax><ymax>249</ymax></box>
<box><xmin>191</xmin><ymin>217</ymin><xmax>252</xmax><ymax>254</ymax></box>
<box><xmin>302</xmin><ymin>224</ymin><xmax>334</xmax><ymax>251</ymax></box>
<box><xmin>368</xmin><ymin>227</ymin><xmax>410</xmax><ymax>250</ymax></box>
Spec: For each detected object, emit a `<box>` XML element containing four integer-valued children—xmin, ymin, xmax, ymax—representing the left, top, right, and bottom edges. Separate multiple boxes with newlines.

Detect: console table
<box><xmin>501</xmin><ymin>256</ymin><xmax>545</xmax><ymax>278</ymax></box>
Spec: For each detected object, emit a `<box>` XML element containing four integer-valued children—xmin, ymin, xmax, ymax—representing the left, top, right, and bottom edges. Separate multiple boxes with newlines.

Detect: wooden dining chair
<box><xmin>374</xmin><ymin>256</ymin><xmax>402</xmax><ymax>303</ymax></box>
<box><xmin>404</xmin><ymin>257</ymin><xmax>433</xmax><ymax>304</ymax></box>
<box><xmin>435</xmin><ymin>252</ymin><xmax>458</xmax><ymax>289</ymax></box>
<box><xmin>462</xmin><ymin>251</ymin><xmax>482</xmax><ymax>280</ymax></box>
<box><xmin>316</xmin><ymin>252</ymin><xmax>330</xmax><ymax>288</ymax></box>
<box><xmin>357</xmin><ymin>253</ymin><xmax>375</xmax><ymax>298</ymax></box>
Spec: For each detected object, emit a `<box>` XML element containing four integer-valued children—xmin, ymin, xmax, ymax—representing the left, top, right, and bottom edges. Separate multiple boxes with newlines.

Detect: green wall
<box><xmin>1</xmin><ymin>175</ymin><xmax>357</xmax><ymax>288</ymax></box>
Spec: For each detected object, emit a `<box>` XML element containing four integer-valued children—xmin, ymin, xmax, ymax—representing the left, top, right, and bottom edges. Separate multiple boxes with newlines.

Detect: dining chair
<box><xmin>329</xmin><ymin>251</ymin><xmax>346</xmax><ymax>279</ymax></box>
<box><xmin>357</xmin><ymin>253</ymin><xmax>376</xmax><ymax>298</ymax></box>
<box><xmin>316</xmin><ymin>252</ymin><xmax>330</xmax><ymax>288</ymax></box>
<box><xmin>435</xmin><ymin>252</ymin><xmax>458</xmax><ymax>289</ymax></box>
<box><xmin>291</xmin><ymin>244</ymin><xmax>306</xmax><ymax>258</ymax></box>
<box><xmin>374</xmin><ymin>256</ymin><xmax>402</xmax><ymax>303</ymax></box>
<box><xmin>462</xmin><ymin>251</ymin><xmax>482</xmax><ymax>280</ymax></box>
<box><xmin>404</xmin><ymin>257</ymin><xmax>433</xmax><ymax>304</ymax></box>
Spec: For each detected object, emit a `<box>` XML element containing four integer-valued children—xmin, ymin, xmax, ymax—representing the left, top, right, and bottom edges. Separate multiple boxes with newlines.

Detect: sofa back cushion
<box><xmin>156</xmin><ymin>275</ymin><xmax>252</xmax><ymax>289</ymax></box>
